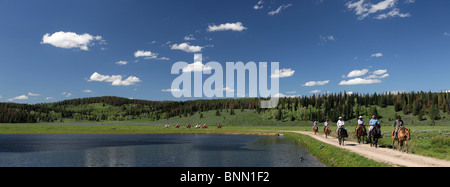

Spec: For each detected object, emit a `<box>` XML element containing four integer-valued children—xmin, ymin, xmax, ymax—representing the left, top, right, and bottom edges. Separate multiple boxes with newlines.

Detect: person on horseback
<box><xmin>336</xmin><ymin>117</ymin><xmax>346</xmax><ymax>134</ymax></box>
<box><xmin>392</xmin><ymin>115</ymin><xmax>404</xmax><ymax>140</ymax></box>
<box><xmin>313</xmin><ymin>121</ymin><xmax>318</xmax><ymax>133</ymax></box>
<box><xmin>357</xmin><ymin>116</ymin><xmax>365</xmax><ymax>134</ymax></box>
<box><xmin>323</xmin><ymin>119</ymin><xmax>329</xmax><ymax>132</ymax></box>
<box><xmin>368</xmin><ymin>115</ymin><xmax>380</xmax><ymax>138</ymax></box>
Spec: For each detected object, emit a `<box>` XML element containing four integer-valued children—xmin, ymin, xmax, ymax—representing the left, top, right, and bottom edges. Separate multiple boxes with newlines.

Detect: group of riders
<box><xmin>313</xmin><ymin>115</ymin><xmax>406</xmax><ymax>140</ymax></box>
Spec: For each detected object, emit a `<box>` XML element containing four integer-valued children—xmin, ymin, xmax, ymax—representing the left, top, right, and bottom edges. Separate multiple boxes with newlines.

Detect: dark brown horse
<box><xmin>337</xmin><ymin>127</ymin><xmax>348</xmax><ymax>146</ymax></box>
<box><xmin>186</xmin><ymin>123</ymin><xmax>191</xmax><ymax>128</ymax></box>
<box><xmin>369</xmin><ymin>124</ymin><xmax>382</xmax><ymax>148</ymax></box>
<box><xmin>175</xmin><ymin>124</ymin><xmax>181</xmax><ymax>128</ymax></box>
<box><xmin>355</xmin><ymin>125</ymin><xmax>367</xmax><ymax>144</ymax></box>
<box><xmin>217</xmin><ymin>124</ymin><xmax>222</xmax><ymax>129</ymax></box>
<box><xmin>392</xmin><ymin>127</ymin><xmax>411</xmax><ymax>153</ymax></box>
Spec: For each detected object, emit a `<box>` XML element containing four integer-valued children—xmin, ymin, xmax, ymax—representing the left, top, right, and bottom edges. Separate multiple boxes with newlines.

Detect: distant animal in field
<box><xmin>217</xmin><ymin>124</ymin><xmax>222</xmax><ymax>129</ymax></box>
<box><xmin>165</xmin><ymin>124</ymin><xmax>170</xmax><ymax>128</ymax></box>
<box><xmin>202</xmin><ymin>123</ymin><xmax>208</xmax><ymax>129</ymax></box>
<box><xmin>195</xmin><ymin>124</ymin><xmax>201</xmax><ymax>129</ymax></box>
<box><xmin>186</xmin><ymin>124</ymin><xmax>192</xmax><ymax>128</ymax></box>
<box><xmin>175</xmin><ymin>124</ymin><xmax>181</xmax><ymax>128</ymax></box>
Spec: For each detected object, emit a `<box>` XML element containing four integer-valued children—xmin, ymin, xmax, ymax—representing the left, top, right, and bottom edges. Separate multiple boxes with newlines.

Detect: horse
<box><xmin>324</xmin><ymin>126</ymin><xmax>331</xmax><ymax>138</ymax></box>
<box><xmin>195</xmin><ymin>124</ymin><xmax>201</xmax><ymax>129</ymax></box>
<box><xmin>175</xmin><ymin>124</ymin><xmax>181</xmax><ymax>128</ymax></box>
<box><xmin>337</xmin><ymin>127</ymin><xmax>348</xmax><ymax>146</ymax></box>
<box><xmin>202</xmin><ymin>124</ymin><xmax>208</xmax><ymax>129</ymax></box>
<box><xmin>392</xmin><ymin>127</ymin><xmax>411</xmax><ymax>153</ymax></box>
<box><xmin>355</xmin><ymin>124</ymin><xmax>367</xmax><ymax>144</ymax></box>
<box><xmin>369</xmin><ymin>124</ymin><xmax>382</xmax><ymax>148</ymax></box>
<box><xmin>313</xmin><ymin>125</ymin><xmax>318</xmax><ymax>135</ymax></box>
<box><xmin>164</xmin><ymin>124</ymin><xmax>170</xmax><ymax>128</ymax></box>
<box><xmin>186</xmin><ymin>124</ymin><xmax>192</xmax><ymax>128</ymax></box>
<box><xmin>217</xmin><ymin>124</ymin><xmax>222</xmax><ymax>129</ymax></box>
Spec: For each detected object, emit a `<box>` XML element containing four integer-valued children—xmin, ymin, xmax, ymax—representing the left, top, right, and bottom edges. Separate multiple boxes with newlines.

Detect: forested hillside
<box><xmin>1</xmin><ymin>91</ymin><xmax>449</xmax><ymax>124</ymax></box>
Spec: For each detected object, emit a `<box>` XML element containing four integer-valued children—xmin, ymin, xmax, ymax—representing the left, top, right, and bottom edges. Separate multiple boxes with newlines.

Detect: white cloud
<box><xmin>162</xmin><ymin>88</ymin><xmax>181</xmax><ymax>92</ymax></box>
<box><xmin>371</xmin><ymin>53</ymin><xmax>383</xmax><ymax>58</ymax></box>
<box><xmin>45</xmin><ymin>97</ymin><xmax>54</xmax><ymax>100</ymax></box>
<box><xmin>184</xmin><ymin>34</ymin><xmax>196</xmax><ymax>41</ymax></box>
<box><xmin>303</xmin><ymin>80</ymin><xmax>330</xmax><ymax>87</ymax></box>
<box><xmin>61</xmin><ymin>92</ymin><xmax>72</xmax><ymax>97</ymax></box>
<box><xmin>207</xmin><ymin>22</ymin><xmax>247</xmax><ymax>32</ymax></box>
<box><xmin>444</xmin><ymin>32</ymin><xmax>450</xmax><ymax>37</ymax></box>
<box><xmin>253</xmin><ymin>0</ymin><xmax>264</xmax><ymax>10</ymax></box>
<box><xmin>0</xmin><ymin>95</ymin><xmax>2</xmax><ymax>99</ymax></box>
<box><xmin>271</xmin><ymin>68</ymin><xmax>295</xmax><ymax>78</ymax></box>
<box><xmin>41</xmin><ymin>31</ymin><xmax>103</xmax><ymax>51</ymax></box>
<box><xmin>373</xmin><ymin>69</ymin><xmax>387</xmax><ymax>75</ymax></box>
<box><xmin>82</xmin><ymin>90</ymin><xmax>93</xmax><ymax>93</ymax></box>
<box><xmin>286</xmin><ymin>91</ymin><xmax>297</xmax><ymax>94</ymax></box>
<box><xmin>88</xmin><ymin>72</ymin><xmax>141</xmax><ymax>86</ymax></box>
<box><xmin>223</xmin><ymin>87</ymin><xmax>235</xmax><ymax>92</ymax></box>
<box><xmin>8</xmin><ymin>95</ymin><xmax>29</xmax><ymax>101</ymax></box>
<box><xmin>134</xmin><ymin>50</ymin><xmax>158</xmax><ymax>58</ymax></box>
<box><xmin>346</xmin><ymin>0</ymin><xmax>412</xmax><ymax>20</ymax></box>
<box><xmin>116</xmin><ymin>61</ymin><xmax>128</xmax><ymax>65</ymax></box>
<box><xmin>309</xmin><ymin>90</ymin><xmax>321</xmax><ymax>94</ymax></box>
<box><xmin>347</xmin><ymin>69</ymin><xmax>369</xmax><ymax>78</ymax></box>
<box><xmin>182</xmin><ymin>61</ymin><xmax>212</xmax><ymax>72</ymax></box>
<box><xmin>268</xmin><ymin>3</ymin><xmax>292</xmax><ymax>16</ymax></box>
<box><xmin>171</xmin><ymin>43</ymin><xmax>203</xmax><ymax>53</ymax></box>
<box><xmin>339</xmin><ymin>78</ymin><xmax>382</xmax><ymax>85</ymax></box>
<box><xmin>28</xmin><ymin>92</ymin><xmax>40</xmax><ymax>96</ymax></box>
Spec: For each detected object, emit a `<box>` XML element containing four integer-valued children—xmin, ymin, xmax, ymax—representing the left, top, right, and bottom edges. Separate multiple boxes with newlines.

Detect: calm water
<box><xmin>0</xmin><ymin>134</ymin><xmax>325</xmax><ymax>167</ymax></box>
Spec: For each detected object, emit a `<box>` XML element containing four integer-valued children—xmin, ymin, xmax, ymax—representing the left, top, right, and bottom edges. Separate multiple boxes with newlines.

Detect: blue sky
<box><xmin>1</xmin><ymin>0</ymin><xmax>450</xmax><ymax>103</ymax></box>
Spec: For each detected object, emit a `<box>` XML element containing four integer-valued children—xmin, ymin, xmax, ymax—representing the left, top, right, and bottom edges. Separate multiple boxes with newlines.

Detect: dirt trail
<box><xmin>288</xmin><ymin>131</ymin><xmax>450</xmax><ymax>167</ymax></box>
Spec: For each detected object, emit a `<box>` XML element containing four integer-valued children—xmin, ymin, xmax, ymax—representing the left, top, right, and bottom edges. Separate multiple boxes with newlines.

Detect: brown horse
<box><xmin>355</xmin><ymin>125</ymin><xmax>367</xmax><ymax>144</ymax></box>
<box><xmin>392</xmin><ymin>127</ymin><xmax>411</xmax><ymax>153</ymax></box>
<box><xmin>175</xmin><ymin>124</ymin><xmax>181</xmax><ymax>128</ymax></box>
<box><xmin>313</xmin><ymin>125</ymin><xmax>318</xmax><ymax>135</ymax></box>
<box><xmin>324</xmin><ymin>126</ymin><xmax>331</xmax><ymax>138</ymax></box>
<box><xmin>202</xmin><ymin>124</ymin><xmax>208</xmax><ymax>129</ymax></box>
<box><xmin>186</xmin><ymin>123</ymin><xmax>191</xmax><ymax>128</ymax></box>
<box><xmin>217</xmin><ymin>124</ymin><xmax>222</xmax><ymax>129</ymax></box>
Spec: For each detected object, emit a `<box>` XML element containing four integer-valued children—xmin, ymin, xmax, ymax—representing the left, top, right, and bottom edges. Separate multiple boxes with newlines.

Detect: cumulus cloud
<box><xmin>8</xmin><ymin>95</ymin><xmax>29</xmax><ymax>101</ymax></box>
<box><xmin>116</xmin><ymin>61</ymin><xmax>128</xmax><ymax>65</ymax></box>
<box><xmin>346</xmin><ymin>0</ymin><xmax>412</xmax><ymax>20</ymax></box>
<box><xmin>171</xmin><ymin>43</ymin><xmax>203</xmax><ymax>53</ymax></box>
<box><xmin>207</xmin><ymin>22</ymin><xmax>247</xmax><ymax>32</ymax></box>
<box><xmin>339</xmin><ymin>78</ymin><xmax>382</xmax><ymax>85</ymax></box>
<box><xmin>271</xmin><ymin>68</ymin><xmax>295</xmax><ymax>78</ymax></box>
<box><xmin>28</xmin><ymin>92</ymin><xmax>40</xmax><ymax>96</ymax></box>
<box><xmin>41</xmin><ymin>31</ymin><xmax>103</xmax><ymax>51</ymax></box>
<box><xmin>309</xmin><ymin>90</ymin><xmax>321</xmax><ymax>94</ymax></box>
<box><xmin>371</xmin><ymin>52</ymin><xmax>383</xmax><ymax>58</ymax></box>
<box><xmin>347</xmin><ymin>69</ymin><xmax>369</xmax><ymax>78</ymax></box>
<box><xmin>253</xmin><ymin>0</ymin><xmax>264</xmax><ymax>10</ymax></box>
<box><xmin>61</xmin><ymin>92</ymin><xmax>72</xmax><ymax>97</ymax></box>
<box><xmin>88</xmin><ymin>72</ymin><xmax>141</xmax><ymax>86</ymax></box>
<box><xmin>134</xmin><ymin>50</ymin><xmax>158</xmax><ymax>58</ymax></box>
<box><xmin>162</xmin><ymin>88</ymin><xmax>181</xmax><ymax>92</ymax></box>
<box><xmin>303</xmin><ymin>80</ymin><xmax>330</xmax><ymax>87</ymax></box>
<box><xmin>268</xmin><ymin>3</ymin><xmax>292</xmax><ymax>16</ymax></box>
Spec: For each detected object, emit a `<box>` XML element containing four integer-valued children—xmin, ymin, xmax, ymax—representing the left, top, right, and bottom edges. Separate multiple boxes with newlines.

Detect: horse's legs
<box><xmin>405</xmin><ymin>141</ymin><xmax>408</xmax><ymax>153</ymax></box>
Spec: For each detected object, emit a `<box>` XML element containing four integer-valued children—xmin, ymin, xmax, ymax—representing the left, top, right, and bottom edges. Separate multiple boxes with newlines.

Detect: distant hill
<box><xmin>1</xmin><ymin>91</ymin><xmax>449</xmax><ymax>126</ymax></box>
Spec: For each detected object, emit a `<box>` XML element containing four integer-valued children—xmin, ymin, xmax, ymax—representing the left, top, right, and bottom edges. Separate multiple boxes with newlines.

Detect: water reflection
<box><xmin>0</xmin><ymin>134</ymin><xmax>325</xmax><ymax>167</ymax></box>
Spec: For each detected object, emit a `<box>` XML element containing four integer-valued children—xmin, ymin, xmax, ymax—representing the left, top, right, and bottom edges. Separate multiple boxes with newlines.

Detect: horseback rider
<box><xmin>368</xmin><ymin>115</ymin><xmax>380</xmax><ymax>138</ymax></box>
<box><xmin>336</xmin><ymin>117</ymin><xmax>346</xmax><ymax>133</ymax></box>
<box><xmin>323</xmin><ymin>119</ymin><xmax>329</xmax><ymax>132</ymax></box>
<box><xmin>392</xmin><ymin>115</ymin><xmax>404</xmax><ymax>139</ymax></box>
<box><xmin>357</xmin><ymin>116</ymin><xmax>365</xmax><ymax>134</ymax></box>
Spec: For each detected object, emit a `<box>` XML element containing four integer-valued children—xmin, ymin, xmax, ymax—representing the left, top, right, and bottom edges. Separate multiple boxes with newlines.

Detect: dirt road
<box><xmin>289</xmin><ymin>131</ymin><xmax>450</xmax><ymax>167</ymax></box>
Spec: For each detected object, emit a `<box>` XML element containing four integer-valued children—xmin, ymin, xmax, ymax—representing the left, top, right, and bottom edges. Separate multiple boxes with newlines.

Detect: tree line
<box><xmin>0</xmin><ymin>91</ymin><xmax>449</xmax><ymax>123</ymax></box>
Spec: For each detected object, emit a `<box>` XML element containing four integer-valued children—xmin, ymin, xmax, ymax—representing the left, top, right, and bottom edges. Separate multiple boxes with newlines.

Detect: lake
<box><xmin>0</xmin><ymin>134</ymin><xmax>325</xmax><ymax>167</ymax></box>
